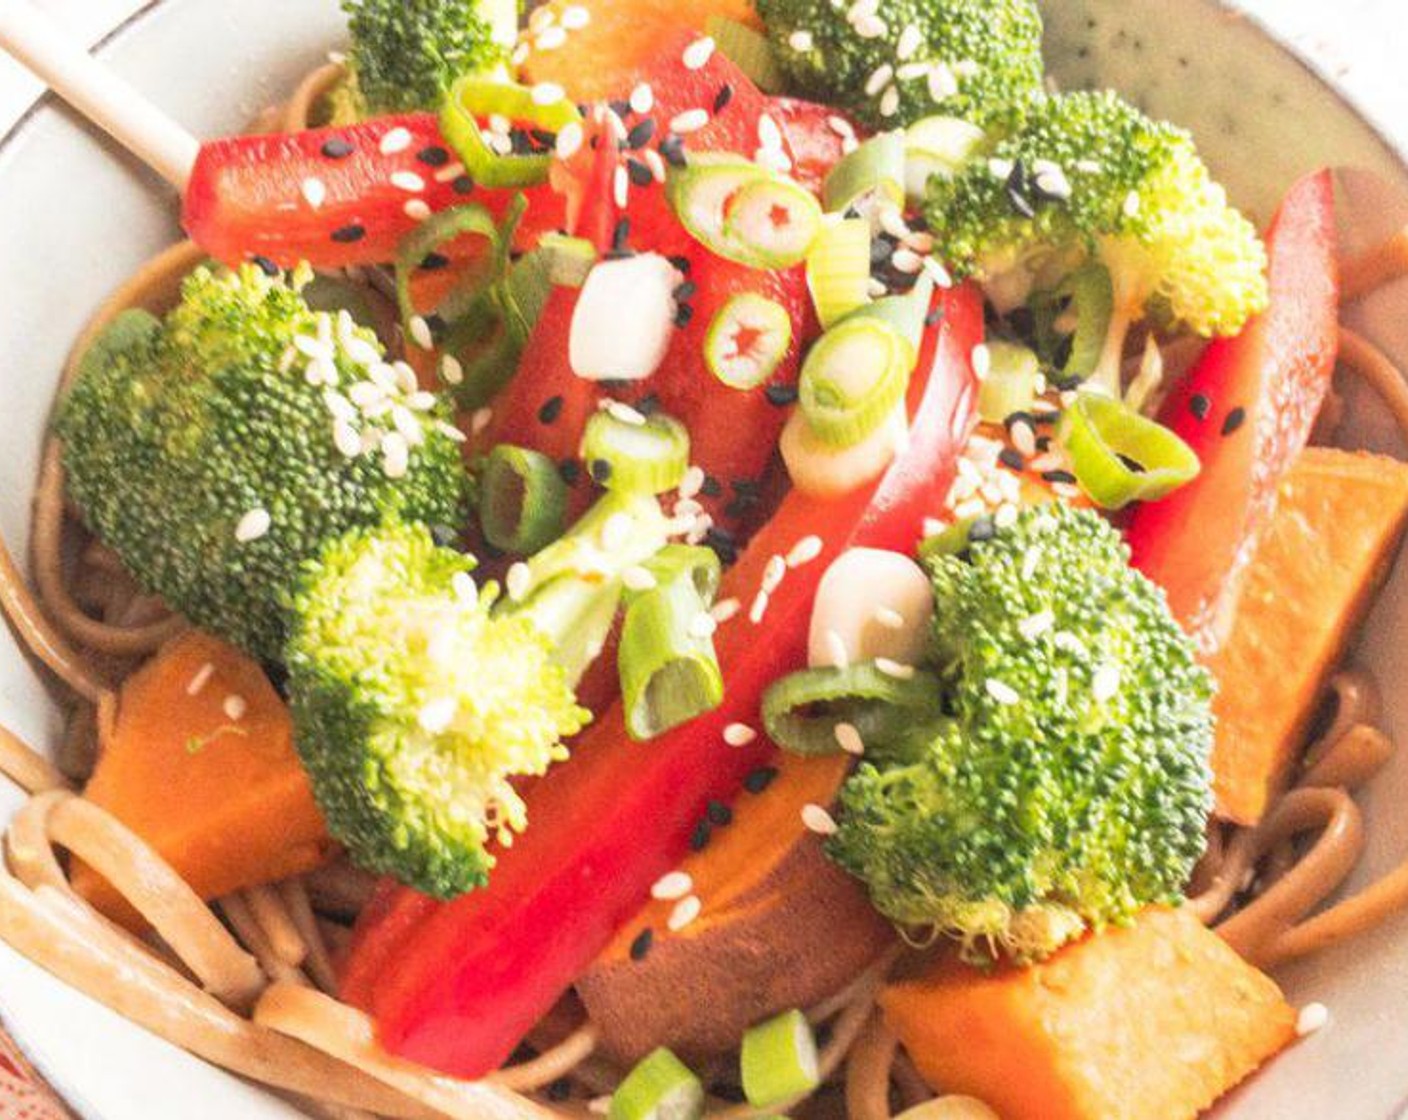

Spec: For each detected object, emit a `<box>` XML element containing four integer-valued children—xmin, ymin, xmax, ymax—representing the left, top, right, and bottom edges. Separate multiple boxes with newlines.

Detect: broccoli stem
<box><xmin>1088</xmin><ymin>301</ymin><xmax>1136</xmax><ymax>398</ymax></box>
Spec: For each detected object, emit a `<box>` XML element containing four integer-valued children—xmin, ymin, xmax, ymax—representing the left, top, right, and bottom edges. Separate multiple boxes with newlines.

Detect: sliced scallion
<box><xmin>1031</xmin><ymin>263</ymin><xmax>1114</xmax><ymax>384</ymax></box>
<box><xmin>581</xmin><ymin>408</ymin><xmax>691</xmax><ymax>495</ymax></box>
<box><xmin>841</xmin><ymin>272</ymin><xmax>934</xmax><ymax>363</ymax></box>
<box><xmin>631</xmin><ymin>545</ymin><xmax>722</xmax><ymax>608</ymax></box>
<box><xmin>740</xmin><ymin>1010</ymin><xmax>821</xmax><ymax>1109</ymax></box>
<box><xmin>393</xmin><ymin>202</ymin><xmax>507</xmax><ymax>331</ymax></box>
<box><xmin>976</xmin><ymin>341</ymin><xmax>1040</xmax><ymax>424</ymax></box>
<box><xmin>807</xmin><ymin>217</ymin><xmax>872</xmax><ymax>329</ymax></box>
<box><xmin>706</xmin><ymin>15</ymin><xmax>785</xmax><ymax>94</ymax></box>
<box><xmin>610</xmin><ymin>1048</ymin><xmax>705</xmax><ymax>1120</ymax></box>
<box><xmin>798</xmin><ymin>318</ymin><xmax>910</xmax><ymax>448</ymax></box>
<box><xmin>1056</xmin><ymin>391</ymin><xmax>1201</xmax><ymax>510</ymax></box>
<box><xmin>537</xmin><ymin>232</ymin><xmax>598</xmax><ymax>288</ymax></box>
<box><xmin>620</xmin><ymin>549</ymin><xmax>724</xmax><ymax>740</ymax></box>
<box><xmin>706</xmin><ymin>293</ymin><xmax>793</xmax><ymax>389</ymax></box>
<box><xmin>669</xmin><ymin>155</ymin><xmax>821</xmax><ymax>270</ymax></box>
<box><xmin>440</xmin><ymin>76</ymin><xmax>583</xmax><ymax>190</ymax></box>
<box><xmin>780</xmin><ymin>401</ymin><xmax>907</xmax><ymax>499</ymax></box>
<box><xmin>904</xmin><ymin>116</ymin><xmax>986</xmax><ymax>206</ymax></box>
<box><xmin>479</xmin><ymin>445</ymin><xmax>568</xmax><ymax>554</ymax></box>
<box><xmin>822</xmin><ymin>131</ymin><xmax>906</xmax><ymax>215</ymax></box>
<box><xmin>762</xmin><ymin>662</ymin><xmax>943</xmax><ymax>758</ymax></box>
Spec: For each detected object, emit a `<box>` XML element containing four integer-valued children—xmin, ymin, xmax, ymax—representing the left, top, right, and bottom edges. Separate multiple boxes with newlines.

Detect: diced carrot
<box><xmin>881</xmin><ymin>907</ymin><xmax>1297</xmax><ymax>1120</ymax></box>
<box><xmin>1208</xmin><ymin>448</ymin><xmax>1408</xmax><ymax>823</ymax></box>
<box><xmin>73</xmin><ymin>631</ymin><xmax>333</xmax><ymax>927</ymax></box>
<box><xmin>521</xmin><ymin>0</ymin><xmax>761</xmax><ymax>102</ymax></box>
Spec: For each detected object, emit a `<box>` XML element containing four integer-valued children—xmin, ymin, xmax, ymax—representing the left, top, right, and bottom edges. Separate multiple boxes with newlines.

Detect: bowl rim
<box><xmin>1</xmin><ymin>0</ymin><xmax>1407</xmax><ymax>1117</ymax></box>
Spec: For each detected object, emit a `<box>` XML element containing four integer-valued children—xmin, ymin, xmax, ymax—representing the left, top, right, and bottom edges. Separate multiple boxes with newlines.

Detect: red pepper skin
<box><xmin>768</xmin><ymin>96</ymin><xmax>858</xmax><ymax>195</ymax></box>
<box><xmin>1126</xmin><ymin>170</ymin><xmax>1339</xmax><ymax>653</ymax></box>
<box><xmin>338</xmin><ymin>284</ymin><xmax>983</xmax><ymax>1077</ymax></box>
<box><xmin>181</xmin><ymin>114</ymin><xmax>568</xmax><ymax>270</ymax></box>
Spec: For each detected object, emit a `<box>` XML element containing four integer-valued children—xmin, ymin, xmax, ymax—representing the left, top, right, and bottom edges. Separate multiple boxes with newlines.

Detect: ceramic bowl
<box><xmin>0</xmin><ymin>1</ymin><xmax>1405</xmax><ymax>1116</ymax></box>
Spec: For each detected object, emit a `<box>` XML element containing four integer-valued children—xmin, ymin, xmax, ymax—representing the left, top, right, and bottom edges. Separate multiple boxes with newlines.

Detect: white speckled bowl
<box><xmin>0</xmin><ymin>1</ymin><xmax>1406</xmax><ymax>1116</ymax></box>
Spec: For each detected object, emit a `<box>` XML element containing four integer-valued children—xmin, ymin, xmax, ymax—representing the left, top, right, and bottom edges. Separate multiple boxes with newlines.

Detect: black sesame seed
<box><xmin>599</xmin><ymin>378</ymin><xmax>634</xmax><ymax>391</ymax></box>
<box><xmin>870</xmin><ymin>235</ymin><xmax>897</xmax><ymax>266</ymax></box>
<box><xmin>420</xmin><ymin>252</ymin><xmax>450</xmax><ymax>271</ymax></box>
<box><xmin>705</xmin><ymin>527</ymin><xmax>738</xmax><ymax>564</ymax></box>
<box><xmin>451</xmin><ymin>175</ymin><xmax>475</xmax><ymax>195</ymax></box>
<box><xmin>925</xmin><ymin>305</ymin><xmax>946</xmax><ymax>327</ymax></box>
<box><xmin>713</xmin><ymin>83</ymin><xmax>735</xmax><ymax>114</ymax></box>
<box><xmin>1117</xmin><ymin>453</ymin><xmax>1147</xmax><ymax>474</ymax></box>
<box><xmin>1222</xmin><ymin>406</ymin><xmax>1246</xmax><ymax>436</ymax></box>
<box><xmin>627</xmin><ymin>157</ymin><xmax>653</xmax><ymax>187</ymax></box>
<box><xmin>626</xmin><ymin>118</ymin><xmax>657</xmax><ymax>149</ymax></box>
<box><xmin>743</xmin><ymin>766</ymin><xmax>778</xmax><ymax>794</ymax></box>
<box><xmin>1189</xmin><ymin>393</ymin><xmax>1211</xmax><ymax>421</ymax></box>
<box><xmin>731</xmin><ymin>478</ymin><xmax>761</xmax><ymax>496</ymax></box>
<box><xmin>1003</xmin><ymin>410</ymin><xmax>1035</xmax><ymax>431</ymax></box>
<box><xmin>706</xmin><ymin>800</ymin><xmax>733</xmax><ymax>826</ymax></box>
<box><xmin>609</xmin><ymin>99</ymin><xmax>632</xmax><ymax>119</ymax></box>
<box><xmin>558</xmin><ymin>459</ymin><xmax>583</xmax><ymax>485</ymax></box>
<box><xmin>1042</xmin><ymin>469</ymin><xmax>1078</xmax><ymax>485</ymax></box>
<box><xmin>330</xmin><ymin>224</ymin><xmax>366</xmax><ymax>243</ymax></box>
<box><xmin>320</xmin><ymin>137</ymin><xmax>355</xmax><ymax>159</ymax></box>
<box><xmin>538</xmin><ymin>395</ymin><xmax>565</xmax><ymax>425</ymax></box>
<box><xmin>547</xmin><ymin>1079</ymin><xmax>573</xmax><ymax>1102</ymax></box>
<box><xmin>660</xmin><ymin>135</ymin><xmax>687</xmax><ymax>168</ymax></box>
<box><xmin>1005</xmin><ymin>159</ymin><xmax>1036</xmax><ymax>219</ymax></box>
<box><xmin>250</xmin><ymin>254</ymin><xmax>280</xmax><ymax>277</ymax></box>
<box><xmin>590</xmin><ymin>458</ymin><xmax>614</xmax><ymax>484</ymax></box>
<box><xmin>416</xmin><ymin>145</ymin><xmax>450</xmax><ymax>167</ymax></box>
<box><xmin>612</xmin><ymin>217</ymin><xmax>632</xmax><ymax>253</ymax></box>
<box><xmin>529</xmin><ymin>128</ymin><xmax>558</xmax><ymax>150</ymax></box>
<box><xmin>724</xmin><ymin>499</ymin><xmax>751</xmax><ymax>520</ymax></box>
<box><xmin>674</xmin><ymin>281</ymin><xmax>698</xmax><ymax>302</ymax></box>
<box><xmin>425</xmin><ymin>313</ymin><xmax>447</xmax><ymax>335</ymax></box>
<box><xmin>667</xmin><ymin>254</ymin><xmax>692</xmax><ymax>274</ymax></box>
<box><xmin>999</xmin><ymin>447</ymin><xmax>1026</xmax><ymax>471</ymax></box>
<box><xmin>634</xmin><ymin>392</ymin><xmax>662</xmax><ymax>416</ymax></box>
<box><xmin>700</xmin><ymin>475</ymin><xmax>724</xmax><ymax>498</ymax></box>
<box><xmin>629</xmin><ymin>927</ymin><xmax>654</xmax><ymax>961</ymax></box>
<box><xmin>1036</xmin><ymin>435</ymin><xmax>1053</xmax><ymax>451</ymax></box>
<box><xmin>690</xmin><ymin>819</ymin><xmax>712</xmax><ymax>851</ymax></box>
<box><xmin>968</xmin><ymin>516</ymin><xmax>997</xmax><ymax>542</ymax></box>
<box><xmin>674</xmin><ymin>302</ymin><xmax>696</xmax><ymax>328</ymax></box>
<box><xmin>765</xmin><ymin>383</ymin><xmax>799</xmax><ymax>407</ymax></box>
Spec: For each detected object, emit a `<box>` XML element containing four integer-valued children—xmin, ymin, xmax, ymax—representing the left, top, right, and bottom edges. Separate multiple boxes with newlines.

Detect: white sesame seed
<box><xmin>605</xmin><ymin>400</ymin><xmax>648</xmax><ymax>427</ymax></box>
<box><xmin>786</xmin><ymin>535</ymin><xmax>824</xmax><ymax>568</ymax></box>
<box><xmin>802</xmin><ymin>803</ymin><xmax>839</xmax><ymax>836</ymax></box>
<box><xmin>630</xmin><ymin>82</ymin><xmax>655</xmax><ymax>115</ymax></box>
<box><xmin>875</xmin><ymin>658</ymin><xmax>916</xmax><ymax>680</ymax></box>
<box><xmin>689</xmin><ymin>613</ymin><xmax>719</xmax><ymax>640</ymax></box>
<box><xmin>724</xmin><ymin>722</ymin><xmax>758</xmax><ymax>747</ymax></box>
<box><xmin>644</xmin><ymin>149</ymin><xmax>667</xmax><ymax>182</ymax></box>
<box><xmin>872</xmin><ymin>606</ymin><xmax>906</xmax><ymax>631</ymax></box>
<box><xmin>651</xmin><ymin>871</ymin><xmax>693</xmax><ymax>901</ymax></box>
<box><xmin>390</xmin><ymin>170</ymin><xmax>425</xmax><ymax>193</ymax></box>
<box><xmin>755</xmin><ymin>146</ymin><xmax>793</xmax><ymax>174</ymax></box>
<box><xmin>1011</xmin><ymin>421</ymin><xmax>1037</xmax><ymax>457</ymax></box>
<box><xmin>613</xmin><ymin>164</ymin><xmax>630</xmax><ymax>209</ymax></box>
<box><xmin>1034</xmin><ymin>166</ymin><xmax>1072</xmax><ymax>200</ymax></box>
<box><xmin>826</xmin><ymin>629</ymin><xmax>850</xmax><ymax>669</ymax></box>
<box><xmin>511</xmin><ymin>41</ymin><xmax>530</xmax><ymax>66</ymax></box>
<box><xmin>891</xmin><ymin>24</ymin><xmax>922</xmax><ymax>61</ymax></box>
<box><xmin>923</xmin><ymin>257</ymin><xmax>954</xmax><ymax>288</ymax></box>
<box><xmin>470</xmin><ymin>407</ymin><xmax>493</xmax><ymax>436</ymax></box>
<box><xmin>855</xmin><ymin>14</ymin><xmax>888</xmax><ymax>39</ymax></box>
<box><xmin>865</xmin><ymin>64</ymin><xmax>894</xmax><ymax>97</ymax></box>
<box><xmin>1075</xmin><ymin>159</ymin><xmax>1103</xmax><ymax>174</ymax></box>
<box><xmin>334</xmin><ymin>420</ymin><xmax>362</xmax><ymax>458</ymax></box>
<box><xmin>671</xmin><ymin>108</ymin><xmax>711</xmax><ymax>134</ymax></box>
<box><xmin>922</xmin><ymin>518</ymin><xmax>946</xmax><ymax>538</ymax></box>
<box><xmin>392</xmin><ymin>405</ymin><xmax>424</xmax><ymax>447</ymax></box>
<box><xmin>995</xmin><ymin>501</ymin><xmax>1020</xmax><ymax>529</ymax></box>
<box><xmin>554</xmin><ymin>121</ymin><xmax>584</xmax><ymax>161</ymax></box>
<box><xmin>903</xmin><ymin>230</ymin><xmax>935</xmax><ymax>254</ymax></box>
<box><xmin>418</xmin><ymin>697</ymin><xmax>458</xmax><ymax>733</ymax></box>
<box><xmin>762</xmin><ymin>554</ymin><xmax>787</xmax><ymax>594</ymax></box>
<box><xmin>433</xmin><ymin>160</ymin><xmax>467</xmax><ymax>183</ymax></box>
<box><xmin>452</xmin><ymin>571</ymin><xmax>478</xmax><ymax>605</ymax></box>
<box><xmin>235</xmin><ymin>508</ymin><xmax>272</xmax><ymax>543</ymax></box>
<box><xmin>300</xmin><ymin>177</ymin><xmax>326</xmax><ymax>209</ymax></box>
<box><xmin>711</xmin><ymin>597</ymin><xmax>742</xmax><ymax>624</ymax></box>
<box><xmin>1296</xmin><ymin>1003</ymin><xmax>1330</xmax><ymax>1037</ymax></box>
<box><xmin>587</xmin><ymin>1096</ymin><xmax>613</xmax><ymax>1116</ymax></box>
<box><xmin>789</xmin><ymin>29</ymin><xmax>815</xmax><ymax>52</ymax></box>
<box><xmin>928</xmin><ymin>61</ymin><xmax>959</xmax><ymax>101</ymax></box>
<box><xmin>985</xmin><ymin>678</ymin><xmax>1020</xmax><ymax>705</ymax></box>
<box><xmin>506</xmin><ymin>562</ymin><xmax>532</xmax><ymax>602</ymax></box>
<box><xmin>1018</xmin><ymin>610</ymin><xmax>1055</xmax><ymax>641</ymax></box>
<box><xmin>1092</xmin><ymin>664</ymin><xmax>1121</xmax><ymax>703</ymax></box>
<box><xmin>186</xmin><ymin>662</ymin><xmax>215</xmax><ymax>697</ymax></box>
<box><xmin>679</xmin><ymin>465</ymin><xmax>706</xmax><ymax>500</ymax></box>
<box><xmin>623</xmin><ymin>566</ymin><xmax>658</xmax><ymax>592</ymax></box>
<box><xmin>294</xmin><ymin>333</ymin><xmax>332</xmax><ymax>361</ymax></box>
<box><xmin>866</xmin><ymin>277</ymin><xmax>889</xmax><ymax>298</ymax></box>
<box><xmin>758</xmin><ymin>114</ymin><xmax>784</xmax><ymax>153</ymax></box>
<box><xmin>433</xmin><ymin>355</ymin><xmax>461</xmax><ymax>388</ymax></box>
<box><xmin>602</xmin><ymin>511</ymin><xmax>634</xmax><ymax>553</ymax></box>
<box><xmin>404</xmin><ymin>199</ymin><xmax>431</xmax><ymax>222</ymax></box>
<box><xmin>531</xmin><ymin>82</ymin><xmax>566</xmax><ymax>106</ymax></box>
<box><xmin>379</xmin><ymin>126</ymin><xmax>412</xmax><ymax>155</ymax></box>
<box><xmin>535</xmin><ymin>25</ymin><xmax>568</xmax><ymax>50</ymax></box>
<box><xmin>879</xmin><ymin>85</ymin><xmax>901</xmax><ymax>118</ymax></box>
<box><xmin>683</xmin><ymin>36</ymin><xmax>716</xmax><ymax>71</ymax></box>
<box><xmin>1123</xmin><ymin>190</ymin><xmax>1142</xmax><ymax>218</ymax></box>
<box><xmin>971</xmin><ymin>344</ymin><xmax>992</xmax><ymax>380</ymax></box>
<box><xmin>879</xmin><ymin>206</ymin><xmax>911</xmax><ymax>240</ymax></box>
<box><xmin>528</xmin><ymin>5</ymin><xmax>556</xmax><ymax>32</ymax></box>
<box><xmin>988</xmin><ymin>157</ymin><xmax>1015</xmax><ymax>180</ymax></box>
<box><xmin>896</xmin><ymin>61</ymin><xmax>930</xmax><ymax>82</ymax></box>
<box><xmin>892</xmin><ymin>248</ymin><xmax>923</xmax><ymax>274</ymax></box>
<box><xmin>847</xmin><ymin>0</ymin><xmax>880</xmax><ymax>22</ymax></box>
<box><xmin>835</xmin><ymin>722</ymin><xmax>865</xmax><ymax>756</ymax></box>
<box><xmin>407</xmin><ymin>315</ymin><xmax>434</xmax><ymax>351</ymax></box>
<box><xmin>560</xmin><ymin>4</ymin><xmax>591</xmax><ymax>29</ymax></box>
<box><xmin>222</xmin><ymin>694</ymin><xmax>248</xmax><ymax>721</ymax></box>
<box><xmin>749</xmin><ymin>590</ymin><xmax>770</xmax><ymax>624</ymax></box>
<box><xmin>436</xmin><ymin>422</ymin><xmax>467</xmax><ymax>444</ymax></box>
<box><xmin>1053</xmin><ymin>634</ymin><xmax>1089</xmax><ymax>663</ymax></box>
<box><xmin>843</xmin><ymin>135</ymin><xmax>861</xmax><ymax>155</ymax></box>
<box><xmin>668</xmin><ymin>894</ymin><xmax>702</xmax><ymax>931</ymax></box>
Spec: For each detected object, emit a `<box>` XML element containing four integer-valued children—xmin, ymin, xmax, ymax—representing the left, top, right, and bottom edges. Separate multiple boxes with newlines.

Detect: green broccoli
<box><xmin>755</xmin><ymin>0</ymin><xmax>1044</xmax><ymax>132</ymax></box>
<box><xmin>826</xmin><ymin>504</ymin><xmax>1214</xmax><ymax>964</ymax></box>
<box><xmin>57</xmin><ymin>265</ymin><xmax>469</xmax><ymax>662</ymax></box>
<box><xmin>333</xmin><ymin>0</ymin><xmax>520</xmax><ymax>119</ymax></box>
<box><xmin>286</xmin><ymin>495</ymin><xmax>672</xmax><ymax>898</ymax></box>
<box><xmin>924</xmin><ymin>89</ymin><xmax>1268</xmax><ymax>393</ymax></box>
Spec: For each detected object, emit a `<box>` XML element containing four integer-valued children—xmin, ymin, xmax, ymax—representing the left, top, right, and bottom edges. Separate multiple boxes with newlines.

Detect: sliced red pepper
<box><xmin>181</xmin><ymin>114</ymin><xmax>571</xmax><ymax>270</ymax></box>
<box><xmin>1126</xmin><ymin>170</ymin><xmax>1339</xmax><ymax>653</ymax></box>
<box><xmin>768</xmin><ymin>96</ymin><xmax>859</xmax><ymax>195</ymax></box>
<box><xmin>339</xmin><ymin>283</ymin><xmax>984</xmax><ymax>1078</ymax></box>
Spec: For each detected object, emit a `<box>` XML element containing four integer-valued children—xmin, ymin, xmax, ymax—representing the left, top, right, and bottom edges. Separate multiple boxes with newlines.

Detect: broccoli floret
<box><xmin>756</xmin><ymin>0</ymin><xmax>1044</xmax><ymax>132</ymax></box>
<box><xmin>337</xmin><ymin>0</ymin><xmax>519</xmax><ymax>118</ymax></box>
<box><xmin>57</xmin><ymin>265</ymin><xmax>468</xmax><ymax>662</ymax></box>
<box><xmin>827</xmin><ymin>504</ymin><xmax>1214</xmax><ymax>964</ymax></box>
<box><xmin>287</xmin><ymin>496</ymin><xmax>672</xmax><ymax>898</ymax></box>
<box><xmin>925</xmin><ymin>89</ymin><xmax>1268</xmax><ymax>392</ymax></box>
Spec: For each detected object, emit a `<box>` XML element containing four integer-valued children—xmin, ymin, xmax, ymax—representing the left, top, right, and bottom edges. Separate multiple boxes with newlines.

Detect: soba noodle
<box><xmin>2</xmin><ymin>63</ymin><xmax>1408</xmax><ymax>1115</ymax></box>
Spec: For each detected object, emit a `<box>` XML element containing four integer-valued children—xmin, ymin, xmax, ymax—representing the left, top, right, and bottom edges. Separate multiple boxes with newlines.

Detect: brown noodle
<box><xmin>0</xmin><ymin>80</ymin><xmax>1407</xmax><ymax>1118</ymax></box>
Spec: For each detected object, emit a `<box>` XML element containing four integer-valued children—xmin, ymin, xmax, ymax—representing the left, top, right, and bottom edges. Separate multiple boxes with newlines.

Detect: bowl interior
<box><xmin>1</xmin><ymin>1</ymin><xmax>1406</xmax><ymax>1116</ymax></box>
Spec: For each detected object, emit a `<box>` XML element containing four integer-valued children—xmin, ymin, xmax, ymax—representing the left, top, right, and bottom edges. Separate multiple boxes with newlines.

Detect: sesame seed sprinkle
<box><xmin>671</xmin><ymin>108</ymin><xmax>711</xmax><ymax>134</ymax></box>
<box><xmin>223</xmin><ymin>694</ymin><xmax>248</xmax><ymax>721</ymax></box>
<box><xmin>1018</xmin><ymin>610</ymin><xmax>1055</xmax><ymax>641</ymax></box>
<box><xmin>605</xmin><ymin>400</ymin><xmax>648</xmax><ymax>426</ymax></box>
<box><xmin>874</xmin><ymin>606</ymin><xmax>906</xmax><ymax>630</ymax></box>
<box><xmin>186</xmin><ymin>662</ymin><xmax>215</xmax><ymax>697</ymax></box>
<box><xmin>390</xmin><ymin>170</ymin><xmax>425</xmax><ymax>192</ymax></box>
<box><xmin>749</xmin><ymin>590</ymin><xmax>770</xmax><ymax>624</ymax></box>
<box><xmin>668</xmin><ymin>894</ymin><xmax>702</xmax><ymax>931</ymax></box>
<box><xmin>333</xmin><ymin>420</ymin><xmax>362</xmax><ymax>458</ymax></box>
<box><xmin>1123</xmin><ymin>190</ymin><xmax>1142</xmax><ymax>217</ymax></box>
<box><xmin>879</xmin><ymin>85</ymin><xmax>901</xmax><ymax>118</ymax></box>
<box><xmin>301</xmin><ymin>177</ymin><xmax>326</xmax><ymax>209</ymax></box>
<box><xmin>418</xmin><ymin>697</ymin><xmax>457</xmax><ymax>733</ymax></box>
<box><xmin>630</xmin><ymin>82</ymin><xmax>655</xmax><ymax>115</ymax></box>
<box><xmin>560</xmin><ymin>4</ymin><xmax>590</xmax><ymax>29</ymax></box>
<box><xmin>381</xmin><ymin>432</ymin><xmax>410</xmax><ymax>478</ymax></box>
<box><xmin>1092</xmin><ymin>664</ymin><xmax>1121</xmax><ymax>703</ymax></box>
<box><xmin>235</xmin><ymin>508</ymin><xmax>272</xmax><ymax>543</ymax></box>
<box><xmin>985</xmin><ymin>678</ymin><xmax>1020</xmax><ymax>705</ymax></box>
<box><xmin>471</xmin><ymin>407</ymin><xmax>493</xmax><ymax>435</ymax></box>
<box><xmin>555</xmin><ymin>123</ymin><xmax>584</xmax><ymax>161</ymax></box>
<box><xmin>441</xmin><ymin>354</ymin><xmax>465</xmax><ymax>386</ymax></box>
<box><xmin>711</xmin><ymin>597</ymin><xmax>742</xmax><ymax>624</ymax></box>
<box><xmin>875</xmin><ymin>658</ymin><xmax>916</xmax><ymax>680</ymax></box>
<box><xmin>835</xmin><ymin>722</ymin><xmax>865</xmax><ymax>756</ymax></box>
<box><xmin>531</xmin><ymin>82</ymin><xmax>566</xmax><ymax>105</ymax></box>
<box><xmin>404</xmin><ymin>199</ymin><xmax>431</xmax><ymax>221</ymax></box>
<box><xmin>865</xmin><ymin>64</ymin><xmax>894</xmax><ymax>97</ymax></box>
<box><xmin>855</xmin><ymin>14</ymin><xmax>888</xmax><ymax>39</ymax></box>
<box><xmin>682</xmin><ymin>36</ymin><xmax>716</xmax><ymax>71</ymax></box>
<box><xmin>689</xmin><ymin>613</ymin><xmax>719</xmax><ymax>639</ymax></box>
<box><xmin>506</xmin><ymin>562</ymin><xmax>532</xmax><ymax>602</ymax></box>
<box><xmin>897</xmin><ymin>23</ymin><xmax>924</xmax><ymax>60</ymax></box>
<box><xmin>407</xmin><ymin>316</ymin><xmax>434</xmax><ymax>351</ymax></box>
<box><xmin>724</xmin><ymin>722</ymin><xmax>757</xmax><ymax>747</ymax></box>
<box><xmin>971</xmin><ymin>344</ymin><xmax>992</xmax><ymax>380</ymax></box>
<box><xmin>1296</xmin><ymin>1002</ymin><xmax>1329</xmax><ymax>1037</ymax></box>
<box><xmin>379</xmin><ymin>127</ymin><xmax>412</xmax><ymax>155</ymax></box>
<box><xmin>789</xmin><ymin>29</ymin><xmax>814</xmax><ymax>51</ymax></box>
<box><xmin>623</xmin><ymin>566</ymin><xmax>658</xmax><ymax>592</ymax></box>
<box><xmin>762</xmin><ymin>554</ymin><xmax>787</xmax><ymax>594</ymax></box>
<box><xmin>613</xmin><ymin>165</ymin><xmax>630</xmax><ymax>209</ymax></box>
<box><xmin>786</xmin><ymin>535</ymin><xmax>824</xmax><ymax>568</ymax></box>
<box><xmin>651</xmin><ymin>871</ymin><xmax>693</xmax><ymax>901</ymax></box>
<box><xmin>826</xmin><ymin>629</ymin><xmax>850</xmax><ymax>669</ymax></box>
<box><xmin>802</xmin><ymin>803</ymin><xmax>839</xmax><ymax>835</ymax></box>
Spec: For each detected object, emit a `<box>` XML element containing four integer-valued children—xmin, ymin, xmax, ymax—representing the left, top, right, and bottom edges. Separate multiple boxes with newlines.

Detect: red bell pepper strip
<box><xmin>1126</xmin><ymin>169</ymin><xmax>1339</xmax><ymax>653</ymax></box>
<box><xmin>338</xmin><ymin>283</ymin><xmax>983</xmax><ymax>1077</ymax></box>
<box><xmin>181</xmin><ymin>114</ymin><xmax>571</xmax><ymax>270</ymax></box>
<box><xmin>769</xmin><ymin>96</ymin><xmax>859</xmax><ymax>195</ymax></box>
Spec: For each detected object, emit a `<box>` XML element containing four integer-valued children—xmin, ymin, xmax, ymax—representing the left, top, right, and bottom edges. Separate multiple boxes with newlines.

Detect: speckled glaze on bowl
<box><xmin>0</xmin><ymin>1</ymin><xmax>1406</xmax><ymax>1116</ymax></box>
